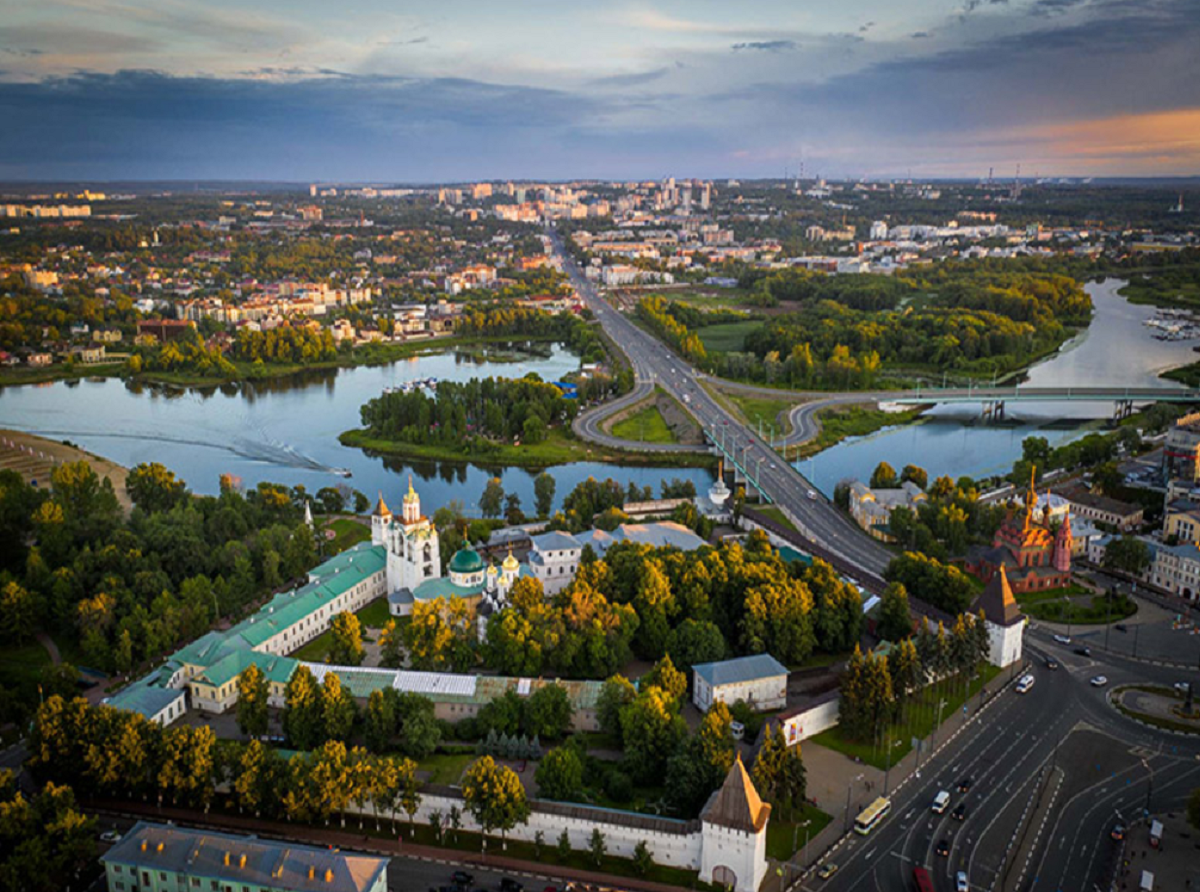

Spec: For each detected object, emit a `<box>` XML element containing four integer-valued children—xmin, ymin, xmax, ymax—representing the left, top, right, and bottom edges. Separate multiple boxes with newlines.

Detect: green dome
<box><xmin>448</xmin><ymin>546</ymin><xmax>485</xmax><ymax>574</ymax></box>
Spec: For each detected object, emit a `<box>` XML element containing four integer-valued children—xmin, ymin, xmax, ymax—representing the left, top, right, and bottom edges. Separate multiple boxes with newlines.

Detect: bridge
<box><xmin>889</xmin><ymin>385</ymin><xmax>1200</xmax><ymax>421</ymax></box>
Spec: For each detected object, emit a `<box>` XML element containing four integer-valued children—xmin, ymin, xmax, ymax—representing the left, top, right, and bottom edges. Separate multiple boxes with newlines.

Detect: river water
<box><xmin>0</xmin><ymin>342</ymin><xmax>713</xmax><ymax>512</ymax></box>
<box><xmin>803</xmin><ymin>279</ymin><xmax>1197</xmax><ymax>493</ymax></box>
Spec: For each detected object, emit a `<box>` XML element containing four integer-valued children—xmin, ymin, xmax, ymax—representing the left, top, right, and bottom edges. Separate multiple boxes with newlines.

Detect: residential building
<box><xmin>869</xmin><ymin>220</ymin><xmax>888</xmax><ymax>240</ymax></box>
<box><xmin>528</xmin><ymin>522</ymin><xmax>706</xmax><ymax>596</ymax></box>
<box><xmin>1163</xmin><ymin>411</ymin><xmax>1200</xmax><ymax>482</ymax></box>
<box><xmin>101</xmin><ymin>821</ymin><xmax>389</xmax><ymax>892</ymax></box>
<box><xmin>692</xmin><ymin>654</ymin><xmax>789</xmax><ymax>713</ymax></box>
<box><xmin>847</xmin><ymin>480</ymin><xmax>928</xmax><ymax>542</ymax></box>
<box><xmin>1152</xmin><ymin>542</ymin><xmax>1200</xmax><ymax>600</ymax></box>
<box><xmin>1060</xmin><ymin>484</ymin><xmax>1144</xmax><ymax>531</ymax></box>
<box><xmin>1164</xmin><ymin>497</ymin><xmax>1200</xmax><ymax>543</ymax></box>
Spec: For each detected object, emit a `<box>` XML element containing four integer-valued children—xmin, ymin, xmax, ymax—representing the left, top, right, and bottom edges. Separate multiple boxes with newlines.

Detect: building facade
<box><xmin>965</xmin><ymin>473</ymin><xmax>1072</xmax><ymax>594</ymax></box>
<box><xmin>692</xmin><ymin>654</ymin><xmax>789</xmax><ymax>713</ymax></box>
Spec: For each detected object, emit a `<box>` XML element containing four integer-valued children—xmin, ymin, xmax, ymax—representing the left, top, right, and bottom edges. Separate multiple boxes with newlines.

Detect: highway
<box><xmin>807</xmin><ymin>630</ymin><xmax>1200</xmax><ymax>892</ymax></box>
<box><xmin>552</xmin><ymin>232</ymin><xmax>895</xmax><ymax>583</ymax></box>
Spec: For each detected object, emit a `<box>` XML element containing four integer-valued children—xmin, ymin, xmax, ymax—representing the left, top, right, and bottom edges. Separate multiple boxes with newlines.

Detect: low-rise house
<box><xmin>1152</xmin><ymin>541</ymin><xmax>1200</xmax><ymax>600</ymax></box>
<box><xmin>692</xmin><ymin>654</ymin><xmax>789</xmax><ymax>713</ymax></box>
<box><xmin>1060</xmin><ymin>484</ymin><xmax>1144</xmax><ymax>531</ymax></box>
<box><xmin>1164</xmin><ymin>497</ymin><xmax>1200</xmax><ymax>544</ymax></box>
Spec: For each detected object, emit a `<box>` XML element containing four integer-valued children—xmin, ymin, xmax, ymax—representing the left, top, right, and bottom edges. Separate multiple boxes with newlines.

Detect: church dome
<box><xmin>448</xmin><ymin>546</ymin><xmax>485</xmax><ymax>575</ymax></box>
<box><xmin>502</xmin><ymin>547</ymin><xmax>519</xmax><ymax>573</ymax></box>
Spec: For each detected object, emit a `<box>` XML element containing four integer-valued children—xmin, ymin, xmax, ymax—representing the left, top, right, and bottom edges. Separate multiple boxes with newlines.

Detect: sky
<box><xmin>1</xmin><ymin>0</ymin><xmax>1198</xmax><ymax>182</ymax></box>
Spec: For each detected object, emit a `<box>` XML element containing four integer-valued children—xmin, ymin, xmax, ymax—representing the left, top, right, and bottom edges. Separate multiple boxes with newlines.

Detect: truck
<box><xmin>1149</xmin><ymin>819</ymin><xmax>1163</xmax><ymax>848</ymax></box>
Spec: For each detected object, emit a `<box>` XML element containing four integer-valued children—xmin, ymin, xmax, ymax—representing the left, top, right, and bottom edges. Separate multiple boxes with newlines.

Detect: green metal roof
<box><xmin>448</xmin><ymin>545</ymin><xmax>484</xmax><ymax>574</ymax></box>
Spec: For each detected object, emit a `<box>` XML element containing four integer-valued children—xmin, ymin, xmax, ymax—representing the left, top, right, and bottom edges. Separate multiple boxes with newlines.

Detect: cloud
<box><xmin>589</xmin><ymin>67</ymin><xmax>671</xmax><ymax>87</ymax></box>
<box><xmin>910</xmin><ymin>31</ymin><xmax>932</xmax><ymax>38</ymax></box>
<box><xmin>859</xmin><ymin>22</ymin><xmax>876</xmax><ymax>33</ymax></box>
<box><xmin>731</xmin><ymin>40</ymin><xmax>797</xmax><ymax>52</ymax></box>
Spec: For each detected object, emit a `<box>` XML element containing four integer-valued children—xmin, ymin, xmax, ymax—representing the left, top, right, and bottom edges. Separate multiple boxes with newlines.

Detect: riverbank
<box><xmin>0</xmin><ymin>334</ymin><xmax>563</xmax><ymax>389</ymax></box>
<box><xmin>790</xmin><ymin>404</ymin><xmax>928</xmax><ymax>459</ymax></box>
<box><xmin>339</xmin><ymin>426</ymin><xmax>714</xmax><ymax>469</ymax></box>
<box><xmin>0</xmin><ymin>428</ymin><xmax>132</xmax><ymax>512</ymax></box>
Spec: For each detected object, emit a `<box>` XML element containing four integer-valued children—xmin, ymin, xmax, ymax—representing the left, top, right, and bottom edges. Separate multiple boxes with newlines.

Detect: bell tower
<box><xmin>371</xmin><ymin>492</ymin><xmax>392</xmax><ymax>545</ymax></box>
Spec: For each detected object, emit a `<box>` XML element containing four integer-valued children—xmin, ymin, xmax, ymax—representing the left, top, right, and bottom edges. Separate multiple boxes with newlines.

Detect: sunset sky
<box><xmin>1</xmin><ymin>0</ymin><xmax>1198</xmax><ymax>181</ymax></box>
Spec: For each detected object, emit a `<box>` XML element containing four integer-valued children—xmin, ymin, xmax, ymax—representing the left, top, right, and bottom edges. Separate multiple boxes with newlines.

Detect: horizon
<box><xmin>2</xmin><ymin>0</ymin><xmax>1198</xmax><ymax>181</ymax></box>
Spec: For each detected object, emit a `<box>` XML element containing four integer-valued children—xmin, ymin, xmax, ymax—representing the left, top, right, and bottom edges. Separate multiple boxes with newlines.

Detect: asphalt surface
<box><xmin>805</xmin><ymin>629</ymin><xmax>1200</xmax><ymax>892</ymax></box>
<box><xmin>552</xmin><ymin>232</ymin><xmax>894</xmax><ymax>584</ymax></box>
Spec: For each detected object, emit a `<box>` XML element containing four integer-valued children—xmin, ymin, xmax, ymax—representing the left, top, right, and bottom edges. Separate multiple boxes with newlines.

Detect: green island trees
<box><xmin>236</xmin><ymin>663</ymin><xmax>270</xmax><ymax>738</ymax></box>
<box><xmin>329</xmin><ymin>611</ymin><xmax>365</xmax><ymax>666</ymax></box>
<box><xmin>462</xmin><ymin>756</ymin><xmax>531</xmax><ymax>852</ymax></box>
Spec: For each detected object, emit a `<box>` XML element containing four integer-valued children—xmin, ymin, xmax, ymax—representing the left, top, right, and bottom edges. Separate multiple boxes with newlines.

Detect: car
<box><xmin>952</xmin><ymin>804</ymin><xmax>968</xmax><ymax>821</ymax></box>
<box><xmin>99</xmin><ymin>830</ymin><xmax>122</xmax><ymax>843</ymax></box>
<box><xmin>1074</xmin><ymin>646</ymin><xmax>1092</xmax><ymax>657</ymax></box>
<box><xmin>957</xmin><ymin>778</ymin><xmax>973</xmax><ymax>793</ymax></box>
<box><xmin>816</xmin><ymin>863</ymin><xmax>839</xmax><ymax>880</ymax></box>
<box><xmin>1053</xmin><ymin>634</ymin><xmax>1071</xmax><ymax>644</ymax></box>
<box><xmin>1090</xmin><ymin>675</ymin><xmax>1108</xmax><ymax>687</ymax></box>
<box><xmin>1115</xmin><ymin>623</ymin><xmax>1129</xmax><ymax>632</ymax></box>
<box><xmin>1111</xmin><ymin>823</ymin><xmax>1126</xmax><ymax>841</ymax></box>
<box><xmin>451</xmin><ymin>873</ymin><xmax>474</xmax><ymax>887</ymax></box>
<box><xmin>807</xmin><ymin>489</ymin><xmax>818</xmax><ymax>500</ymax></box>
<box><xmin>936</xmin><ymin>839</ymin><xmax>951</xmax><ymax>858</ymax></box>
<box><xmin>500</xmin><ymin>880</ymin><xmax>524</xmax><ymax>892</ymax></box>
<box><xmin>956</xmin><ymin>871</ymin><xmax>970</xmax><ymax>892</ymax></box>
<box><xmin>1174</xmin><ymin>682</ymin><xmax>1192</xmax><ymax>694</ymax></box>
<box><xmin>1045</xmin><ymin>657</ymin><xmax>1060</xmax><ymax>670</ymax></box>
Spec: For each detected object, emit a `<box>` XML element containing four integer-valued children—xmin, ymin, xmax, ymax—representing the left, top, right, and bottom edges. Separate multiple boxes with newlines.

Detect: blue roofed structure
<box><xmin>692</xmin><ymin>654</ymin><xmax>789</xmax><ymax>713</ymax></box>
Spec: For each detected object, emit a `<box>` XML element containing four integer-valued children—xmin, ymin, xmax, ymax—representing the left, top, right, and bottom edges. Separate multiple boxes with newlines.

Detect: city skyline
<box><xmin>2</xmin><ymin>1</ymin><xmax>1199</xmax><ymax>181</ymax></box>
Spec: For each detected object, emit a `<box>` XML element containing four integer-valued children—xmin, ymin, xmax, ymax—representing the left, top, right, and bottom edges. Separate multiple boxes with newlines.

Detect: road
<box><xmin>552</xmin><ymin>232</ymin><xmax>894</xmax><ymax>584</ymax></box>
<box><xmin>808</xmin><ymin>629</ymin><xmax>1200</xmax><ymax>892</ymax></box>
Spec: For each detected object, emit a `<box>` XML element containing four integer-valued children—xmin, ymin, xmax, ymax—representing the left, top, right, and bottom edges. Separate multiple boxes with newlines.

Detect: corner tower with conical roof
<box><xmin>969</xmin><ymin>564</ymin><xmax>1026</xmax><ymax>667</ymax></box>
<box><xmin>371</xmin><ymin>491</ymin><xmax>392</xmax><ymax>546</ymax></box>
<box><xmin>699</xmin><ymin>754</ymin><xmax>771</xmax><ymax>892</ymax></box>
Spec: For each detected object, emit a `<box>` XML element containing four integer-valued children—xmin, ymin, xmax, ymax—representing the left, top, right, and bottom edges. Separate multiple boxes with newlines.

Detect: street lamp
<box><xmin>843</xmin><ymin>773</ymin><xmax>865</xmax><ymax>834</ymax></box>
<box><xmin>930</xmin><ymin>698</ymin><xmax>948</xmax><ymax>750</ymax></box>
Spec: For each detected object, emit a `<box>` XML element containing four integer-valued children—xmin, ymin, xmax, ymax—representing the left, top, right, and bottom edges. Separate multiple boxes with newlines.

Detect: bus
<box><xmin>912</xmin><ymin>867</ymin><xmax>935</xmax><ymax>892</ymax></box>
<box><xmin>854</xmin><ymin>797</ymin><xmax>892</xmax><ymax>835</ymax></box>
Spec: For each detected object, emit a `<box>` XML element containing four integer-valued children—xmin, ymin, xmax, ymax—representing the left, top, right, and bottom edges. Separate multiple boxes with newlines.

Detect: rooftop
<box><xmin>693</xmin><ymin>653</ymin><xmax>789</xmax><ymax>687</ymax></box>
<box><xmin>102</xmin><ymin>821</ymin><xmax>388</xmax><ymax>892</ymax></box>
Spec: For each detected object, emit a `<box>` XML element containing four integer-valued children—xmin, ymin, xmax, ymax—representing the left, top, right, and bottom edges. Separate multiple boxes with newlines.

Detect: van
<box><xmin>1016</xmin><ymin>674</ymin><xmax>1035</xmax><ymax>694</ymax></box>
<box><xmin>932</xmin><ymin>791</ymin><xmax>951</xmax><ymax>814</ymax></box>
<box><xmin>1149</xmin><ymin>820</ymin><xmax>1163</xmax><ymax>848</ymax></box>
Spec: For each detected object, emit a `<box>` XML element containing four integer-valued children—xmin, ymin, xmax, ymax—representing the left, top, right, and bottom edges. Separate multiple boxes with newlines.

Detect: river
<box><xmin>803</xmin><ymin>279</ymin><xmax>1196</xmax><ymax>493</ymax></box>
<box><xmin>0</xmin><ymin>342</ymin><xmax>713</xmax><ymax>513</ymax></box>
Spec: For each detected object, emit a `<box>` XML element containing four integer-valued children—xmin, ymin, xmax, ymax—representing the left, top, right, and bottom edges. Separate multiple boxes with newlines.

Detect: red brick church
<box><xmin>965</xmin><ymin>468</ymin><xmax>1072</xmax><ymax>594</ymax></box>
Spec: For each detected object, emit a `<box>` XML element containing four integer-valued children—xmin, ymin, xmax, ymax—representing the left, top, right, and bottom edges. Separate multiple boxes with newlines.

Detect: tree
<box><xmin>1188</xmin><ymin>786</ymin><xmax>1200</xmax><ymax>831</ymax></box>
<box><xmin>556</xmin><ymin>829</ymin><xmax>571</xmax><ymax>859</ymax></box>
<box><xmin>329</xmin><ymin>612</ymin><xmax>365</xmax><ymax>666</ymax></box>
<box><xmin>462</xmin><ymin>756</ymin><xmax>531</xmax><ymax>852</ymax></box>
<box><xmin>523</xmin><ymin>684</ymin><xmax>573</xmax><ymax>740</ymax></box>
<box><xmin>633</xmin><ymin>840</ymin><xmax>653</xmax><ymax>876</ymax></box>
<box><xmin>394</xmin><ymin>691</ymin><xmax>442</xmax><ymax>759</ymax></box>
<box><xmin>283</xmin><ymin>665</ymin><xmax>324</xmax><ymax>750</ymax></box>
<box><xmin>236</xmin><ymin>663</ymin><xmax>269</xmax><ymax>739</ymax></box>
<box><xmin>620</xmin><ymin>687</ymin><xmax>687</xmax><ymax>784</ymax></box>
<box><xmin>666</xmin><ymin>619</ymin><xmax>728</xmax><ymax>672</ymax></box>
<box><xmin>877</xmin><ymin>582</ymin><xmax>913</xmax><ymax>642</ymax></box>
<box><xmin>640</xmin><ymin>655</ymin><xmax>687</xmax><ymax>705</ymax></box>
<box><xmin>870</xmin><ymin>462</ymin><xmax>898</xmax><ymax>489</ymax></box>
<box><xmin>364</xmin><ymin>689</ymin><xmax>397</xmax><ymax>753</ymax></box>
<box><xmin>667</xmin><ymin>701</ymin><xmax>735</xmax><ymax>813</ymax></box>
<box><xmin>378</xmin><ymin>619</ymin><xmax>404</xmax><ymax>668</ymax></box>
<box><xmin>0</xmin><ymin>579</ymin><xmax>36</xmax><ymax>644</ymax></box>
<box><xmin>1102</xmin><ymin>537</ymin><xmax>1151</xmax><ymax>576</ymax></box>
<box><xmin>535</xmin><ymin>744</ymin><xmax>584</xmax><ymax>801</ymax></box>
<box><xmin>126</xmin><ymin>462</ymin><xmax>188</xmax><ymax>513</ymax></box>
<box><xmin>596</xmin><ymin>675</ymin><xmax>637</xmax><ymax>743</ymax></box>
<box><xmin>321</xmin><ymin>671</ymin><xmax>356</xmax><ymax>743</ymax></box>
<box><xmin>900</xmin><ymin>464</ymin><xmax>928</xmax><ymax>490</ymax></box>
<box><xmin>504</xmin><ymin>493</ymin><xmax>525</xmax><ymax>525</ymax></box>
<box><xmin>479</xmin><ymin>478</ymin><xmax>506</xmax><ymax>519</ymax></box>
<box><xmin>534</xmin><ymin>472</ymin><xmax>556</xmax><ymax>518</ymax></box>
<box><xmin>589</xmin><ymin>827</ymin><xmax>607</xmax><ymax>866</ymax></box>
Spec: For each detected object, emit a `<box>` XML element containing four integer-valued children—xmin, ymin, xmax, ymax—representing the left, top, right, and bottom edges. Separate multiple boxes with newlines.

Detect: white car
<box><xmin>1053</xmin><ymin>634</ymin><xmax>1071</xmax><ymax>644</ymax></box>
<box><xmin>956</xmin><ymin>871</ymin><xmax>970</xmax><ymax>892</ymax></box>
<box><xmin>99</xmin><ymin>830</ymin><xmax>122</xmax><ymax>843</ymax></box>
<box><xmin>1174</xmin><ymin>682</ymin><xmax>1192</xmax><ymax>694</ymax></box>
<box><xmin>807</xmin><ymin>489</ymin><xmax>818</xmax><ymax>500</ymax></box>
<box><xmin>1090</xmin><ymin>675</ymin><xmax>1108</xmax><ymax>687</ymax></box>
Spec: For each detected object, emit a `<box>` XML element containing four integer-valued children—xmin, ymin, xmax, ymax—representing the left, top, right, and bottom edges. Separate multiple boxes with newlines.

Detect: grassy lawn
<box><xmin>355</xmin><ymin>597</ymin><xmax>393</xmax><ymax>629</ymax></box>
<box><xmin>610</xmin><ymin>402</ymin><xmax>679</xmax><ymax>444</ymax></box>
<box><xmin>791</xmin><ymin>405</ymin><xmax>926</xmax><ymax>459</ymax></box>
<box><xmin>339</xmin><ymin>426</ymin><xmax>712</xmax><ymax>469</ymax></box>
<box><xmin>766</xmin><ymin>804</ymin><xmax>835</xmax><ymax>861</ymax></box>
<box><xmin>322</xmin><ymin>518</ymin><xmax>370</xmax><ymax>554</ymax></box>
<box><xmin>697</xmin><ymin>320</ymin><xmax>763</xmax><ymax>352</ymax></box>
<box><xmin>727</xmin><ymin>394</ymin><xmax>798</xmax><ymax>438</ymax></box>
<box><xmin>290</xmin><ymin>630</ymin><xmax>335</xmax><ymax>662</ymax></box>
<box><xmin>809</xmin><ymin>664</ymin><xmax>1002</xmax><ymax>771</ymax></box>
<box><xmin>659</xmin><ymin>286</ymin><xmax>757</xmax><ymax>310</ymax></box>
<box><xmin>0</xmin><ymin>640</ymin><xmax>53</xmax><ymax>687</ymax></box>
<box><xmin>417</xmin><ymin>752</ymin><xmax>474</xmax><ymax>786</ymax></box>
<box><xmin>1016</xmin><ymin>584</ymin><xmax>1138</xmax><ymax>624</ymax></box>
<box><xmin>753</xmin><ymin>505</ymin><xmax>799</xmax><ymax>532</ymax></box>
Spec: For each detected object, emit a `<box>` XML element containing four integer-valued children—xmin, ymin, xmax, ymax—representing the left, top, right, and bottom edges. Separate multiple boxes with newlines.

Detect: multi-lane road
<box><xmin>807</xmin><ymin>629</ymin><xmax>1200</xmax><ymax>892</ymax></box>
<box><xmin>552</xmin><ymin>233</ymin><xmax>893</xmax><ymax>583</ymax></box>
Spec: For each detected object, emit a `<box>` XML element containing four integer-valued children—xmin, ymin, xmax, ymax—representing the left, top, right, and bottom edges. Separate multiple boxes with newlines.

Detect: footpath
<box><xmin>86</xmin><ymin>798</ymin><xmax>696</xmax><ymax>892</ymax></box>
<box><xmin>771</xmin><ymin>664</ymin><xmax>1026</xmax><ymax>887</ymax></box>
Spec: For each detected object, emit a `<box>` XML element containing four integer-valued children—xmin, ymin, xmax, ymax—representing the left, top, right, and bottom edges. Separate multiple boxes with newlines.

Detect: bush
<box><xmin>604</xmin><ymin>769</ymin><xmax>633</xmax><ymax>802</ymax></box>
